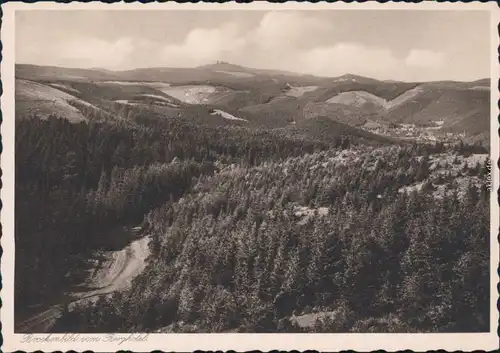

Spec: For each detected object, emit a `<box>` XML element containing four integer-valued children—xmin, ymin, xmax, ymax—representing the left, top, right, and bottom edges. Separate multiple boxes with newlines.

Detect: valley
<box><xmin>15</xmin><ymin>63</ymin><xmax>490</xmax><ymax>147</ymax></box>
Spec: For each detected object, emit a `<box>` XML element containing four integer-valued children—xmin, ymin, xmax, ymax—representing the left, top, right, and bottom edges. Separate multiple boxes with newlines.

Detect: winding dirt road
<box><xmin>16</xmin><ymin>233</ymin><xmax>150</xmax><ymax>333</ymax></box>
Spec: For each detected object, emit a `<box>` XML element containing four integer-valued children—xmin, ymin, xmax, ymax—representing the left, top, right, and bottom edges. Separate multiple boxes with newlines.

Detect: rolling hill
<box><xmin>16</xmin><ymin>79</ymin><xmax>96</xmax><ymax>122</ymax></box>
<box><xmin>15</xmin><ymin>63</ymin><xmax>490</xmax><ymax>144</ymax></box>
<box><xmin>378</xmin><ymin>85</ymin><xmax>490</xmax><ymax>135</ymax></box>
<box><xmin>281</xmin><ymin>116</ymin><xmax>396</xmax><ymax>146</ymax></box>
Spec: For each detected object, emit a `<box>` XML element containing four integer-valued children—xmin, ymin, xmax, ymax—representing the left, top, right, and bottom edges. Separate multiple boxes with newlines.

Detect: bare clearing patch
<box><xmin>61</xmin><ymin>75</ymin><xmax>86</xmax><ymax>80</ymax></box>
<box><xmin>114</xmin><ymin>100</ymin><xmax>140</xmax><ymax>106</ymax></box>
<box><xmin>214</xmin><ymin>70</ymin><xmax>255</xmax><ymax>78</ymax></box>
<box><xmin>138</xmin><ymin>94</ymin><xmax>173</xmax><ymax>102</ymax></box>
<box><xmin>158</xmin><ymin>85</ymin><xmax>217</xmax><ymax>104</ymax></box>
<box><xmin>18</xmin><ymin>79</ymin><xmax>79</xmax><ymax>101</ymax></box>
<box><xmin>293</xmin><ymin>205</ymin><xmax>329</xmax><ymax>225</ymax></box>
<box><xmin>16</xmin><ymin>79</ymin><xmax>88</xmax><ymax>122</ymax></box>
<box><xmin>335</xmin><ymin>77</ymin><xmax>357</xmax><ymax>83</ymax></box>
<box><xmin>398</xmin><ymin>182</ymin><xmax>425</xmax><ymax>195</ymax></box>
<box><xmin>326</xmin><ymin>91</ymin><xmax>387</xmax><ymax>109</ymax></box>
<box><xmin>469</xmin><ymin>86</ymin><xmax>489</xmax><ymax>91</ymax></box>
<box><xmin>97</xmin><ymin>81</ymin><xmax>173</xmax><ymax>95</ymax></box>
<box><xmin>145</xmin><ymin>82</ymin><xmax>172</xmax><ymax>89</ymax></box>
<box><xmin>326</xmin><ymin>86</ymin><xmax>427</xmax><ymax>112</ymax></box>
<box><xmin>385</xmin><ymin>86</ymin><xmax>425</xmax><ymax>109</ymax></box>
<box><xmin>210</xmin><ymin>109</ymin><xmax>248</xmax><ymax>122</ymax></box>
<box><xmin>290</xmin><ymin>311</ymin><xmax>339</xmax><ymax>329</ymax></box>
<box><xmin>49</xmin><ymin>83</ymin><xmax>80</xmax><ymax>94</ymax></box>
<box><xmin>285</xmin><ymin>85</ymin><xmax>319</xmax><ymax>98</ymax></box>
<box><xmin>98</xmin><ymin>81</ymin><xmax>170</xmax><ymax>88</ymax></box>
<box><xmin>99</xmin><ymin>81</ymin><xmax>142</xmax><ymax>86</ymax></box>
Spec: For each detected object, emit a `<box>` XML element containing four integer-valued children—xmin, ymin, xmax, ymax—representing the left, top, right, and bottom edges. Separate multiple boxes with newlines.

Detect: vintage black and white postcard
<box><xmin>1</xmin><ymin>1</ymin><xmax>499</xmax><ymax>352</ymax></box>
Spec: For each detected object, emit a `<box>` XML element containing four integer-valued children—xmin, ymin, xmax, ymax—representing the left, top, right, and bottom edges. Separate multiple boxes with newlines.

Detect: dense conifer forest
<box><xmin>16</xmin><ymin>110</ymin><xmax>490</xmax><ymax>333</ymax></box>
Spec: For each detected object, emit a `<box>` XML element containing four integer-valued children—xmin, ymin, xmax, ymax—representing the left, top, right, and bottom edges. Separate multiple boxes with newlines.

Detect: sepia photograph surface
<box><xmin>2</xmin><ymin>2</ymin><xmax>499</xmax><ymax>352</ymax></box>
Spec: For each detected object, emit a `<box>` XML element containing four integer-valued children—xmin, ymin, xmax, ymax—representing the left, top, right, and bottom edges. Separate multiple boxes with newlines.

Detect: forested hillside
<box><xmin>54</xmin><ymin>145</ymin><xmax>490</xmax><ymax>333</ymax></box>
<box><xmin>15</xmin><ymin>108</ymin><xmax>490</xmax><ymax>333</ymax></box>
<box><xmin>15</xmin><ymin>111</ymin><xmax>347</xmax><ymax>321</ymax></box>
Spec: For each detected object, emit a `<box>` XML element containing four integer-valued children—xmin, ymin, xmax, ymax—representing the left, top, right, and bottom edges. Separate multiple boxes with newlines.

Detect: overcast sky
<box><xmin>16</xmin><ymin>10</ymin><xmax>490</xmax><ymax>81</ymax></box>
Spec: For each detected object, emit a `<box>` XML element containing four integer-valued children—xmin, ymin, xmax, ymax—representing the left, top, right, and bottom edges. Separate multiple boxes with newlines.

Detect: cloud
<box><xmin>15</xmin><ymin>12</ymin><xmax>455</xmax><ymax>81</ymax></box>
<box><xmin>15</xmin><ymin>10</ymin><xmax>489</xmax><ymax>81</ymax></box>
<box><xmin>405</xmin><ymin>49</ymin><xmax>446</xmax><ymax>68</ymax></box>
<box><xmin>161</xmin><ymin>23</ymin><xmax>246</xmax><ymax>67</ymax></box>
<box><xmin>17</xmin><ymin>19</ymin><xmax>408</xmax><ymax>80</ymax></box>
<box><xmin>57</xmin><ymin>37</ymin><xmax>135</xmax><ymax>69</ymax></box>
<box><xmin>156</xmin><ymin>13</ymin><xmax>405</xmax><ymax>80</ymax></box>
<box><xmin>292</xmin><ymin>43</ymin><xmax>403</xmax><ymax>78</ymax></box>
<box><xmin>158</xmin><ymin>12</ymin><xmax>328</xmax><ymax>67</ymax></box>
<box><xmin>251</xmin><ymin>12</ymin><xmax>334</xmax><ymax>51</ymax></box>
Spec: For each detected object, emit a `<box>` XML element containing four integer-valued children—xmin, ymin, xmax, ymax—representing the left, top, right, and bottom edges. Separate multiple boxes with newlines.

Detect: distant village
<box><xmin>362</xmin><ymin>120</ymin><xmax>467</xmax><ymax>143</ymax></box>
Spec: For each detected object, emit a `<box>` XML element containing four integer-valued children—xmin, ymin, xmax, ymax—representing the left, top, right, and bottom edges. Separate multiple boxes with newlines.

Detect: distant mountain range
<box><xmin>15</xmin><ymin>63</ymin><xmax>490</xmax><ymax>145</ymax></box>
